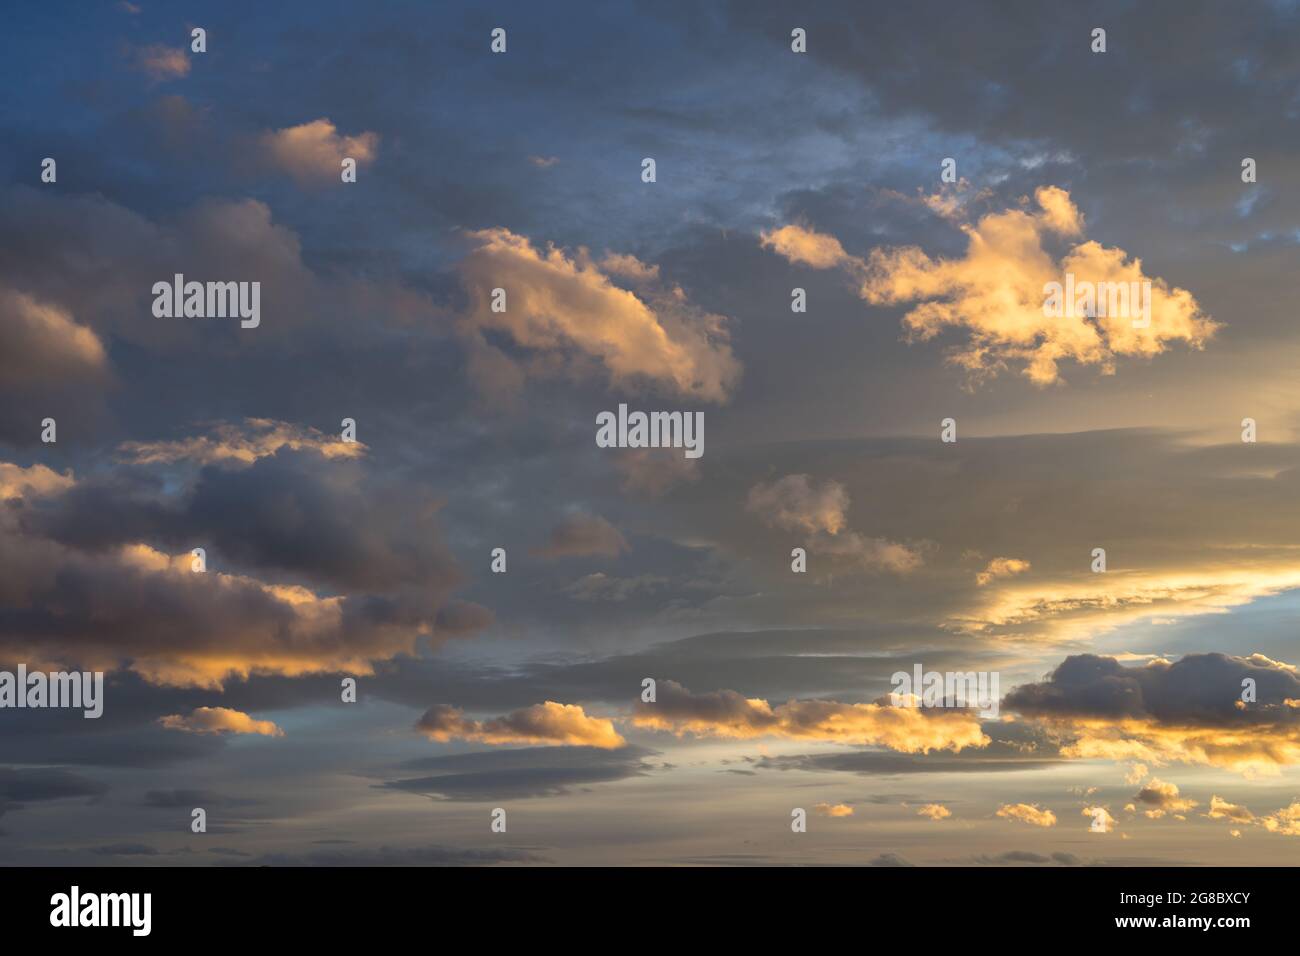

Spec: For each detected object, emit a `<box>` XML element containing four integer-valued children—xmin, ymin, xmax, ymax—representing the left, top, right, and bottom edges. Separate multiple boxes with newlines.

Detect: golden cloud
<box><xmin>976</xmin><ymin>556</ymin><xmax>1031</xmax><ymax>587</ymax></box>
<box><xmin>158</xmin><ymin>706</ymin><xmax>284</xmax><ymax>737</ymax></box>
<box><xmin>996</xmin><ymin>803</ymin><xmax>1057</xmax><ymax>827</ymax></box>
<box><xmin>763</xmin><ymin>187</ymin><xmax>1216</xmax><ymax>386</ymax></box>
<box><xmin>631</xmin><ymin>681</ymin><xmax>987</xmax><ymax>752</ymax></box>
<box><xmin>416</xmin><ymin>701</ymin><xmax>627</xmax><ymax>749</ymax></box>
<box><xmin>458</xmin><ymin>229</ymin><xmax>740</xmax><ymax>403</ymax></box>
<box><xmin>261</xmin><ymin>119</ymin><xmax>379</xmax><ymax>185</ymax></box>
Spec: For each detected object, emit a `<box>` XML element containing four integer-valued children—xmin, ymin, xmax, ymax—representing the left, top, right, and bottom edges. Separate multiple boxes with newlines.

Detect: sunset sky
<box><xmin>3</xmin><ymin>0</ymin><xmax>1300</xmax><ymax>866</ymax></box>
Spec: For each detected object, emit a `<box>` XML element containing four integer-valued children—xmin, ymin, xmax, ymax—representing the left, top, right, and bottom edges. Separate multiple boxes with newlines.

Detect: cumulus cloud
<box><xmin>1005</xmin><ymin>653</ymin><xmax>1300</xmax><ymax>774</ymax></box>
<box><xmin>916</xmin><ymin>803</ymin><xmax>951</xmax><ymax>820</ymax></box>
<box><xmin>0</xmin><ymin>287</ymin><xmax>109</xmax><ymax>387</ymax></box>
<box><xmin>1083</xmin><ymin>805</ymin><xmax>1117</xmax><ymax>833</ymax></box>
<box><xmin>260</xmin><ymin>118</ymin><xmax>379</xmax><ymax>185</ymax></box>
<box><xmin>976</xmin><ymin>557</ymin><xmax>1030</xmax><ymax>586</ymax></box>
<box><xmin>1133</xmin><ymin>778</ymin><xmax>1197</xmax><ymax>818</ymax></box>
<box><xmin>0</xmin><ymin>433</ymin><xmax>473</xmax><ymax>687</ymax></box>
<box><xmin>996</xmin><ymin>802</ymin><xmax>1057</xmax><ymax>827</ymax></box>
<box><xmin>631</xmin><ymin>680</ymin><xmax>988</xmax><ymax>752</ymax></box>
<box><xmin>458</xmin><ymin>229</ymin><xmax>740</xmax><ymax>403</ymax></box>
<box><xmin>415</xmin><ymin>701</ymin><xmax>626</xmax><ymax>749</ymax></box>
<box><xmin>760</xmin><ymin>224</ymin><xmax>853</xmax><ymax>269</ymax></box>
<box><xmin>813</xmin><ymin>802</ymin><xmax>854</xmax><ymax>817</ymax></box>
<box><xmin>746</xmin><ymin>474</ymin><xmax>922</xmax><ymax>573</ymax></box>
<box><xmin>1206</xmin><ymin>795</ymin><xmax>1255</xmax><ymax>824</ymax></box>
<box><xmin>763</xmin><ymin>187</ymin><xmax>1216</xmax><ymax>385</ymax></box>
<box><xmin>158</xmin><ymin>707</ymin><xmax>284</xmax><ymax>737</ymax></box>
<box><xmin>0</xmin><ymin>462</ymin><xmax>74</xmax><ymax>501</ymax></box>
<box><xmin>0</xmin><ymin>287</ymin><xmax>112</xmax><ymax>441</ymax></box>
<box><xmin>536</xmin><ymin>512</ymin><xmax>629</xmax><ymax>558</ymax></box>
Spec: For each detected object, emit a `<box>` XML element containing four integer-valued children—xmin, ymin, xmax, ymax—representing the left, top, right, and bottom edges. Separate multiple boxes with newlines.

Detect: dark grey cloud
<box><xmin>233</xmin><ymin>844</ymin><xmax>549</xmax><ymax>867</ymax></box>
<box><xmin>380</xmin><ymin>745</ymin><xmax>655</xmax><ymax>801</ymax></box>
<box><xmin>0</xmin><ymin>766</ymin><xmax>109</xmax><ymax>822</ymax></box>
<box><xmin>1005</xmin><ymin>653</ymin><xmax>1300</xmax><ymax>725</ymax></box>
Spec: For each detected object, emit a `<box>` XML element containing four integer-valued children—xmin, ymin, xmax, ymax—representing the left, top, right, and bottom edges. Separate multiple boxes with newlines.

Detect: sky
<box><xmin>2</xmin><ymin>0</ymin><xmax>1300</xmax><ymax>866</ymax></box>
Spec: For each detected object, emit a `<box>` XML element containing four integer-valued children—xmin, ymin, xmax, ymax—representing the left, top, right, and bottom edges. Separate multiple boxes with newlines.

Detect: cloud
<box><xmin>0</xmin><ymin>287</ymin><xmax>109</xmax><ymax>387</ymax></box>
<box><xmin>916</xmin><ymin>803</ymin><xmax>951</xmax><ymax>820</ymax></box>
<box><xmin>458</xmin><ymin>228</ymin><xmax>740</xmax><ymax>403</ymax></box>
<box><xmin>415</xmin><ymin>701</ymin><xmax>626</xmax><ymax>749</ymax></box>
<box><xmin>764</xmin><ymin>187</ymin><xmax>1217</xmax><ymax>385</ymax></box>
<box><xmin>760</xmin><ymin>224</ymin><xmax>853</xmax><ymax>269</ymax></box>
<box><xmin>1005</xmin><ymin>653</ymin><xmax>1300</xmax><ymax>774</ymax></box>
<box><xmin>1133</xmin><ymin>778</ymin><xmax>1197</xmax><ymax>818</ymax></box>
<box><xmin>536</xmin><ymin>512</ymin><xmax>629</xmax><ymax>558</ymax></box>
<box><xmin>868</xmin><ymin>852</ymin><xmax>914</xmax><ymax>867</ymax></box>
<box><xmin>0</xmin><ymin>435</ymin><xmax>475</xmax><ymax>688</ymax></box>
<box><xmin>131</xmin><ymin>45</ymin><xmax>190</xmax><ymax>81</ymax></box>
<box><xmin>260</xmin><ymin>119</ymin><xmax>379</xmax><ymax>185</ymax></box>
<box><xmin>1206</xmin><ymin>795</ymin><xmax>1255</xmax><ymax>824</ymax></box>
<box><xmin>158</xmin><ymin>707</ymin><xmax>284</xmax><ymax>737</ymax></box>
<box><xmin>381</xmin><ymin>746</ymin><xmax>652</xmax><ymax>800</ymax></box>
<box><xmin>747</xmin><ymin>474</ymin><xmax>849</xmax><ymax>535</ymax></box>
<box><xmin>615</xmin><ymin>448</ymin><xmax>700</xmax><ymax>497</ymax></box>
<box><xmin>972</xmin><ymin>850</ymin><xmax>1080</xmax><ymax>866</ymax></box>
<box><xmin>1083</xmin><ymin>805</ymin><xmax>1117</xmax><ymax>833</ymax></box>
<box><xmin>563</xmin><ymin>572</ymin><xmax>666</xmax><ymax>601</ymax></box>
<box><xmin>631</xmin><ymin>680</ymin><xmax>988</xmax><ymax>752</ymax></box>
<box><xmin>118</xmin><ymin>419</ymin><xmax>365</xmax><ymax>467</ymax></box>
<box><xmin>976</xmin><ymin>557</ymin><xmax>1030</xmax><ymax>586</ymax></box>
<box><xmin>237</xmin><ymin>844</ymin><xmax>547</xmax><ymax>866</ymax></box>
<box><xmin>813</xmin><ymin>802</ymin><xmax>854</xmax><ymax>817</ymax></box>
<box><xmin>1259</xmin><ymin>802</ymin><xmax>1300</xmax><ymax>836</ymax></box>
<box><xmin>0</xmin><ymin>767</ymin><xmax>108</xmax><ymax>821</ymax></box>
<box><xmin>996</xmin><ymin>803</ymin><xmax>1057</xmax><ymax>827</ymax></box>
<box><xmin>746</xmin><ymin>474</ymin><xmax>922</xmax><ymax>573</ymax></box>
<box><xmin>0</xmin><ymin>462</ymin><xmax>74</xmax><ymax>501</ymax></box>
<box><xmin>0</xmin><ymin>287</ymin><xmax>112</xmax><ymax>441</ymax></box>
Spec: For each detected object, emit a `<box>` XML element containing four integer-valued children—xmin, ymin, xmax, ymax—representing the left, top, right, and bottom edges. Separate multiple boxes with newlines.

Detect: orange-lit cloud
<box><xmin>1083</xmin><ymin>806</ymin><xmax>1117</xmax><ymax>833</ymax></box>
<box><xmin>0</xmin><ymin>287</ymin><xmax>109</xmax><ymax>386</ymax></box>
<box><xmin>458</xmin><ymin>229</ymin><xmax>740</xmax><ymax>403</ymax></box>
<box><xmin>763</xmin><ymin>187</ymin><xmax>1216</xmax><ymax>386</ymax></box>
<box><xmin>814</xmin><ymin>802</ymin><xmax>854</xmax><ymax>817</ymax></box>
<box><xmin>415</xmin><ymin>701</ymin><xmax>627</xmax><ymax>749</ymax></box>
<box><xmin>0</xmin><ymin>462</ymin><xmax>74</xmax><ymax>501</ymax></box>
<box><xmin>631</xmin><ymin>681</ymin><xmax>987</xmax><ymax>752</ymax></box>
<box><xmin>976</xmin><ymin>557</ymin><xmax>1030</xmax><ymax>586</ymax></box>
<box><xmin>158</xmin><ymin>706</ymin><xmax>284</xmax><ymax>737</ymax></box>
<box><xmin>917</xmin><ymin>803</ymin><xmax>952</xmax><ymax>820</ymax></box>
<box><xmin>117</xmin><ymin>418</ymin><xmax>365</xmax><ymax>466</ymax></box>
<box><xmin>1133</xmin><ymin>777</ymin><xmax>1197</xmax><ymax>818</ymax></box>
<box><xmin>996</xmin><ymin>803</ymin><xmax>1057</xmax><ymax>827</ymax></box>
<box><xmin>261</xmin><ymin>119</ymin><xmax>379</xmax><ymax>185</ymax></box>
